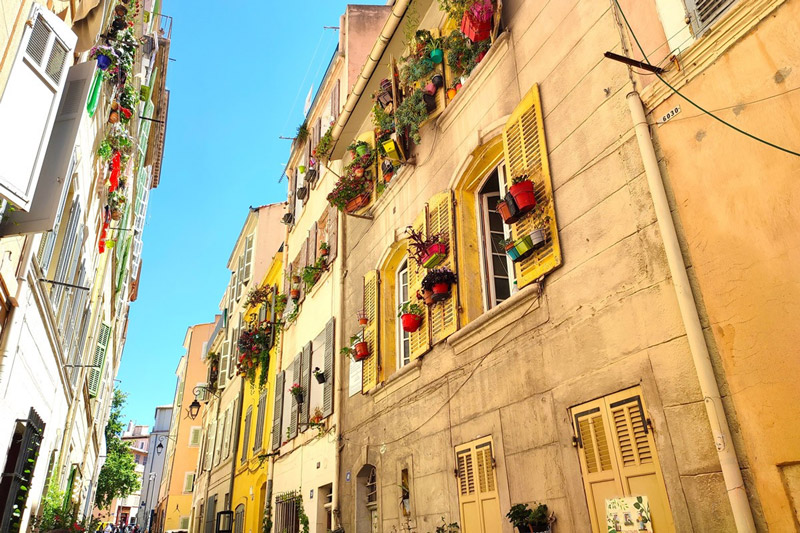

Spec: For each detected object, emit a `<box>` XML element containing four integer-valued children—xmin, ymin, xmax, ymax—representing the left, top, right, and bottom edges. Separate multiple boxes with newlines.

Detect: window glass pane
<box><xmin>397</xmin><ymin>259</ymin><xmax>410</xmax><ymax>368</ymax></box>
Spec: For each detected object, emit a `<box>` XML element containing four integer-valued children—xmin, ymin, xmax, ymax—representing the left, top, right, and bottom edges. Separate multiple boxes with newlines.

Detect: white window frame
<box><xmin>476</xmin><ymin>164</ymin><xmax>514</xmax><ymax>310</ymax></box>
<box><xmin>395</xmin><ymin>258</ymin><xmax>411</xmax><ymax>370</ymax></box>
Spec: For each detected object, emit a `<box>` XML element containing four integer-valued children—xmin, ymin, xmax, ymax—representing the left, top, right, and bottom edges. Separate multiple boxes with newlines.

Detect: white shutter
<box><xmin>218</xmin><ymin>339</ymin><xmax>230</xmax><ymax>389</ymax></box>
<box><xmin>0</xmin><ymin>6</ymin><xmax>77</xmax><ymax>210</ymax></box>
<box><xmin>243</xmin><ymin>235</ymin><xmax>254</xmax><ymax>282</ymax></box>
<box><xmin>51</xmin><ymin>200</ymin><xmax>81</xmax><ymax>309</ymax></box>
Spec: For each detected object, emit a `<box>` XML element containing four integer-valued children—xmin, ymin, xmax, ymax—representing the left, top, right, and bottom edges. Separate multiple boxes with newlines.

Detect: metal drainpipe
<box><xmin>332</xmin><ymin>204</ymin><xmax>347</xmax><ymax>528</ymax></box>
<box><xmin>626</xmin><ymin>90</ymin><xmax>756</xmax><ymax>532</ymax></box>
<box><xmin>330</xmin><ymin>0</ymin><xmax>411</xmax><ymax>149</ymax></box>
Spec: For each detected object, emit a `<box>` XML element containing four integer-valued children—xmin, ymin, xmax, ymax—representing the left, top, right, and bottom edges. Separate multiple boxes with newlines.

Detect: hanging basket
<box><xmin>421</xmin><ymin>243</ymin><xmax>448</xmax><ymax>268</ymax></box>
<box><xmin>504</xmin><ymin>229</ymin><xmax>546</xmax><ymax>262</ymax></box>
<box><xmin>497</xmin><ymin>198</ymin><xmax>520</xmax><ymax>224</ymax></box>
<box><xmin>401</xmin><ymin>313</ymin><xmax>423</xmax><ymax>333</ymax></box>
<box><xmin>509</xmin><ymin>180</ymin><xmax>536</xmax><ymax>215</ymax></box>
<box><xmin>353</xmin><ymin>341</ymin><xmax>370</xmax><ymax>361</ymax></box>
<box><xmin>345</xmin><ymin>193</ymin><xmax>370</xmax><ymax>213</ymax></box>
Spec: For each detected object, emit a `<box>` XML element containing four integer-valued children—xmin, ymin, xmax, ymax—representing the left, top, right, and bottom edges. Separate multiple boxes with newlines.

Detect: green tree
<box><xmin>94</xmin><ymin>389</ymin><xmax>140</xmax><ymax>509</ymax></box>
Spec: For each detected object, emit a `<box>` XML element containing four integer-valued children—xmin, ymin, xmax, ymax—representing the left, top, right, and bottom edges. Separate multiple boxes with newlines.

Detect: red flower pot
<box><xmin>290</xmin><ymin>288</ymin><xmax>300</xmax><ymax>300</ymax></box>
<box><xmin>461</xmin><ymin>11</ymin><xmax>492</xmax><ymax>42</ymax></box>
<box><xmin>421</xmin><ymin>242</ymin><xmax>448</xmax><ymax>268</ymax></box>
<box><xmin>354</xmin><ymin>341</ymin><xmax>370</xmax><ymax>361</ymax></box>
<box><xmin>345</xmin><ymin>193</ymin><xmax>370</xmax><ymax>213</ymax></box>
<box><xmin>354</xmin><ymin>167</ymin><xmax>365</xmax><ymax>178</ymax></box>
<box><xmin>432</xmin><ymin>283</ymin><xmax>451</xmax><ymax>302</ymax></box>
<box><xmin>358</xmin><ymin>317</ymin><xmax>369</xmax><ymax>326</ymax></box>
<box><xmin>401</xmin><ymin>313</ymin><xmax>422</xmax><ymax>333</ymax></box>
<box><xmin>509</xmin><ymin>180</ymin><xmax>536</xmax><ymax>214</ymax></box>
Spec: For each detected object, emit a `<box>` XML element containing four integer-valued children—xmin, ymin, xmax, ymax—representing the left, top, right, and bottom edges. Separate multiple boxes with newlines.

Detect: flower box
<box><xmin>504</xmin><ymin>229</ymin><xmax>546</xmax><ymax>262</ymax></box>
<box><xmin>461</xmin><ymin>0</ymin><xmax>493</xmax><ymax>43</ymax></box>
<box><xmin>509</xmin><ymin>179</ymin><xmax>536</xmax><ymax>214</ymax></box>
<box><xmin>421</xmin><ymin>242</ymin><xmax>448</xmax><ymax>268</ymax></box>
<box><xmin>345</xmin><ymin>193</ymin><xmax>370</xmax><ymax>213</ymax></box>
<box><xmin>401</xmin><ymin>313</ymin><xmax>423</xmax><ymax>332</ymax></box>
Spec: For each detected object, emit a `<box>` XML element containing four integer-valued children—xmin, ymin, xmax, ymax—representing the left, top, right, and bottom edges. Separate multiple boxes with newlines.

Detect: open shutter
<box><xmin>219</xmin><ymin>337</ymin><xmax>230</xmax><ymax>389</ymax></box>
<box><xmin>0</xmin><ymin>6</ymin><xmax>76</xmax><ymax>210</ymax></box>
<box><xmin>299</xmin><ymin>342</ymin><xmax>312</xmax><ymax>430</ymax></box>
<box><xmin>326</xmin><ymin>206</ymin><xmax>338</xmax><ymax>262</ymax></box>
<box><xmin>502</xmin><ymin>83</ymin><xmax>561</xmax><ymax>288</ymax></box>
<box><xmin>0</xmin><ymin>61</ymin><xmax>94</xmax><ymax>235</ymax></box>
<box><xmin>297</xmin><ymin>240</ymin><xmax>308</xmax><ymax>304</ymax></box>
<box><xmin>331</xmin><ymin>79</ymin><xmax>341</xmax><ymax>121</ymax></box>
<box><xmin>87</xmin><ymin>322</ymin><xmax>111</xmax><ymax>397</ymax></box>
<box><xmin>686</xmin><ymin>0</ymin><xmax>737</xmax><ymax>33</ymax></box>
<box><xmin>271</xmin><ymin>371</ymin><xmax>285</xmax><ymax>450</ymax></box>
<box><xmin>243</xmin><ymin>234</ymin><xmax>254</xmax><ymax>283</ymax></box>
<box><xmin>236</xmin><ymin>255</ymin><xmax>245</xmax><ymax>300</ymax></box>
<box><xmin>322</xmin><ymin>317</ymin><xmax>335</xmax><ymax>417</ymax></box>
<box><xmin>289</xmin><ymin>355</ymin><xmax>301</xmax><ymax>439</ymax></box>
<box><xmin>361</xmin><ymin>270</ymin><xmax>379</xmax><ymax>393</ymax></box>
<box><xmin>408</xmin><ymin>209</ymin><xmax>431</xmax><ymax>360</ymax></box>
<box><xmin>309</xmin><ymin>223</ymin><xmax>318</xmax><ymax>266</ymax></box>
<box><xmin>427</xmin><ymin>191</ymin><xmax>459</xmax><ymax>344</ymax></box>
<box><xmin>254</xmin><ymin>389</ymin><xmax>267</xmax><ymax>452</ymax></box>
<box><xmin>240</xmin><ymin>407</ymin><xmax>252</xmax><ymax>464</ymax></box>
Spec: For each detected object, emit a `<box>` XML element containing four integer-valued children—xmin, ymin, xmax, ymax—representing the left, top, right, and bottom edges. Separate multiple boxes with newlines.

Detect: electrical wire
<box><xmin>611</xmin><ymin>0</ymin><xmax>800</xmax><ymax>157</ymax></box>
<box><xmin>659</xmin><ymin>85</ymin><xmax>800</xmax><ymax>124</ymax></box>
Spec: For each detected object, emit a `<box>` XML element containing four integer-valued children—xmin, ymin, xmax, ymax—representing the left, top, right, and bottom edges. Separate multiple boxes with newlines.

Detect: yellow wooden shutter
<box><xmin>455</xmin><ymin>437</ymin><xmax>502</xmax><ymax>533</ymax></box>
<box><xmin>407</xmin><ymin>209</ymin><xmax>431</xmax><ymax>360</ymax></box>
<box><xmin>572</xmin><ymin>389</ymin><xmax>675</xmax><ymax>533</ymax></box>
<box><xmin>427</xmin><ymin>191</ymin><xmax>459</xmax><ymax>344</ymax></box>
<box><xmin>502</xmin><ymin>83</ymin><xmax>561</xmax><ymax>288</ymax></box>
<box><xmin>362</xmin><ymin>270</ymin><xmax>379</xmax><ymax>393</ymax></box>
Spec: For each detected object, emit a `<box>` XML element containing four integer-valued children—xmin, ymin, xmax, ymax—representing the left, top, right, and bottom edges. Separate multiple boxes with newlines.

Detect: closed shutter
<box><xmin>0</xmin><ymin>61</ymin><xmax>94</xmax><ymax>236</ymax></box>
<box><xmin>69</xmin><ymin>306</ymin><xmax>91</xmax><ymax>388</ymax></box>
<box><xmin>326</xmin><ymin>206</ymin><xmax>338</xmax><ymax>262</ymax></box>
<box><xmin>455</xmin><ymin>436</ymin><xmax>502</xmax><ymax>533</ymax></box>
<box><xmin>502</xmin><ymin>83</ymin><xmax>561</xmax><ymax>288</ymax></box>
<box><xmin>35</xmin><ymin>149</ymin><xmax>73</xmax><ymax>272</ymax></box>
<box><xmin>0</xmin><ymin>6</ymin><xmax>76</xmax><ymax>210</ymax></box>
<box><xmin>50</xmin><ymin>200</ymin><xmax>81</xmax><ymax>309</ymax></box>
<box><xmin>686</xmin><ymin>0</ymin><xmax>737</xmax><ymax>33</ymax></box>
<box><xmin>243</xmin><ymin>234</ymin><xmax>254</xmax><ymax>283</ymax></box>
<box><xmin>427</xmin><ymin>191</ymin><xmax>459</xmax><ymax>344</ymax></box>
<box><xmin>289</xmin><ymin>355</ymin><xmax>301</xmax><ymax>439</ymax></box>
<box><xmin>205</xmin><ymin>422</ymin><xmax>216</xmax><ymax>470</ymax></box>
<box><xmin>309</xmin><ymin>223</ymin><xmax>318</xmax><ymax>266</ymax></box>
<box><xmin>361</xmin><ymin>270</ymin><xmax>379</xmax><ymax>393</ymax></box>
<box><xmin>87</xmin><ymin>322</ymin><xmax>111</xmax><ymax>397</ymax></box>
<box><xmin>571</xmin><ymin>388</ymin><xmax>675</xmax><ymax>533</ymax></box>
<box><xmin>272</xmin><ymin>371</ymin><xmax>285</xmax><ymax>450</ymax></box>
<box><xmin>183</xmin><ymin>472</ymin><xmax>195</xmax><ymax>492</ymax></box>
<box><xmin>299</xmin><ymin>342</ymin><xmax>312</xmax><ymax>429</ymax></box>
<box><xmin>236</xmin><ymin>255</ymin><xmax>245</xmax><ymax>300</ymax></box>
<box><xmin>253</xmin><ymin>389</ymin><xmax>267</xmax><ymax>452</ymax></box>
<box><xmin>205</xmin><ymin>494</ymin><xmax>217</xmax><ymax>533</ymax></box>
<box><xmin>241</xmin><ymin>407</ymin><xmax>252</xmax><ymax>464</ymax></box>
<box><xmin>322</xmin><ymin>317</ymin><xmax>335</xmax><ymax>417</ymax></box>
<box><xmin>219</xmin><ymin>338</ymin><xmax>230</xmax><ymax>389</ymax></box>
<box><xmin>332</xmin><ymin>79</ymin><xmax>341</xmax><ymax>120</ymax></box>
<box><xmin>407</xmin><ymin>209</ymin><xmax>431</xmax><ymax>360</ymax></box>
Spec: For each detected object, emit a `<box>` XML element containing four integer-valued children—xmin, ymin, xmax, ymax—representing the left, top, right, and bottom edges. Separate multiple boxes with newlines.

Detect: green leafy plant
<box><xmin>319</xmin><ymin>242</ymin><xmax>330</xmax><ymax>254</ymax></box>
<box><xmin>421</xmin><ymin>267</ymin><xmax>457</xmax><ymax>292</ymax></box>
<box><xmin>398</xmin><ymin>301</ymin><xmax>424</xmax><ymax>317</ymax></box>
<box><xmin>97</xmin><ymin>140</ymin><xmax>113</xmax><ymax>160</ymax></box>
<box><xmin>301</xmin><ymin>257</ymin><xmax>328</xmax><ymax>291</ymax></box>
<box><xmin>444</xmin><ymin>30</ymin><xmax>491</xmax><ymax>79</ymax></box>
<box><xmin>315</xmin><ymin>126</ymin><xmax>334</xmax><ymax>160</ymax></box>
<box><xmin>506</xmin><ymin>503</ymin><xmax>549</xmax><ymax>532</ymax></box>
<box><xmin>372</xmin><ymin>102</ymin><xmax>395</xmax><ymax>136</ymax></box>
<box><xmin>437</xmin><ymin>0</ymin><xmax>473</xmax><ymax>20</ymax></box>
<box><xmin>29</xmin><ymin>481</ymin><xmax>100</xmax><ymax>532</ymax></box>
<box><xmin>245</xmin><ymin>285</ymin><xmax>273</xmax><ymax>309</ymax></box>
<box><xmin>434</xmin><ymin>517</ymin><xmax>460</xmax><ymax>533</ymax></box>
<box><xmin>395</xmin><ymin>89</ymin><xmax>429</xmax><ymax>145</ymax></box>
<box><xmin>296</xmin><ymin>121</ymin><xmax>309</xmax><ymax>144</ymax></box>
<box><xmin>95</xmin><ymin>390</ymin><xmax>140</xmax><ymax>509</ymax></box>
<box><xmin>340</xmin><ymin>334</ymin><xmax>362</xmax><ymax>359</ymax></box>
<box><xmin>511</xmin><ymin>173</ymin><xmax>529</xmax><ymax>185</ymax></box>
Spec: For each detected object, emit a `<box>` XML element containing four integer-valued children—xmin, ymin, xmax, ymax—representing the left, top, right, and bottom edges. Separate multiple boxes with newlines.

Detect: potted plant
<box><xmin>398</xmin><ymin>302</ymin><xmax>424</xmax><ymax>332</ymax></box>
<box><xmin>381</xmin><ymin>159</ymin><xmax>396</xmax><ymax>182</ymax></box>
<box><xmin>430</xmin><ymin>47</ymin><xmax>444</xmax><ymax>64</ymax></box>
<box><xmin>327</xmin><ymin>171</ymin><xmax>372</xmax><ymax>213</ymax></box>
<box><xmin>496</xmin><ymin>192</ymin><xmax>521</xmax><ymax>224</ymax></box>
<box><xmin>506</xmin><ymin>503</ymin><xmax>550</xmax><ymax>533</ymax></box>
<box><xmin>499</xmin><ymin>230</ymin><xmax>545</xmax><ymax>262</ymax></box>
<box><xmin>406</xmin><ymin>227</ymin><xmax>448</xmax><ymax>269</ymax></box>
<box><xmin>356</xmin><ymin>309</ymin><xmax>369</xmax><ymax>326</ymax></box>
<box><xmin>296</xmin><ymin>185</ymin><xmax>308</xmax><ymax>200</ymax></box>
<box><xmin>381</xmin><ymin>134</ymin><xmax>403</xmax><ymax>162</ymax></box>
<box><xmin>313</xmin><ymin>366</ymin><xmax>326</xmax><ymax>384</ymax></box>
<box><xmin>417</xmin><ymin>288</ymin><xmax>435</xmax><ymax>306</ymax></box>
<box><xmin>282</xmin><ymin>212</ymin><xmax>294</xmax><ymax>225</ymax></box>
<box><xmin>353</xmin><ymin>338</ymin><xmax>370</xmax><ymax>361</ymax></box>
<box><xmin>509</xmin><ymin>174</ymin><xmax>536</xmax><ymax>214</ymax></box>
<box><xmin>421</xmin><ymin>267</ymin><xmax>457</xmax><ymax>302</ymax></box>
<box><xmin>289</xmin><ymin>383</ymin><xmax>304</xmax><ymax>403</ymax></box>
<box><xmin>296</xmin><ymin>121</ymin><xmax>309</xmax><ymax>144</ymax></box>
<box><xmin>461</xmin><ymin>0</ymin><xmax>494</xmax><ymax>42</ymax></box>
<box><xmin>348</xmin><ymin>140</ymin><xmax>371</xmax><ymax>157</ymax></box>
<box><xmin>290</xmin><ymin>287</ymin><xmax>300</xmax><ymax>300</ymax></box>
<box><xmin>298</xmin><ymin>164</ymin><xmax>307</xmax><ymax>174</ymax></box>
<box><xmin>89</xmin><ymin>45</ymin><xmax>116</xmax><ymax>70</ymax></box>
<box><xmin>316</xmin><ymin>126</ymin><xmax>334</xmax><ymax>161</ymax></box>
<box><xmin>395</xmin><ymin>89</ymin><xmax>429</xmax><ymax>145</ymax></box>
<box><xmin>319</xmin><ymin>242</ymin><xmax>330</xmax><ymax>257</ymax></box>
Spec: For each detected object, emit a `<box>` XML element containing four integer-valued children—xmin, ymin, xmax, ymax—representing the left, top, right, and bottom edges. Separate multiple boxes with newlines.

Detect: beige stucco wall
<box><xmin>648</xmin><ymin>0</ymin><xmax>800</xmax><ymax>528</ymax></box>
<box><xmin>335</xmin><ymin>0</ymin><xmax>759</xmax><ymax>531</ymax></box>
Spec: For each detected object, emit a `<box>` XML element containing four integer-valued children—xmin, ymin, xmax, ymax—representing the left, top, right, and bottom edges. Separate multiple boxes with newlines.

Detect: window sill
<box><xmin>640</xmin><ymin>0</ymin><xmax>785</xmax><ymax>110</ymax></box>
<box><xmin>369</xmin><ymin>359</ymin><xmax>422</xmax><ymax>402</ymax></box>
<box><xmin>447</xmin><ymin>281</ymin><xmax>542</xmax><ymax>355</ymax></box>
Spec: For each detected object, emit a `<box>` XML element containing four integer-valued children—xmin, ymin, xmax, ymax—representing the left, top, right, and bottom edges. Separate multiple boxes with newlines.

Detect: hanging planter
<box><xmin>509</xmin><ymin>176</ymin><xmax>536</xmax><ymax>215</ymax></box>
<box><xmin>345</xmin><ymin>193</ymin><xmax>370</xmax><ymax>213</ymax></box>
<box><xmin>353</xmin><ymin>166</ymin><xmax>365</xmax><ymax>178</ymax></box>
<box><xmin>355</xmin><ymin>144</ymin><xmax>369</xmax><ymax>157</ymax></box>
<box><xmin>497</xmin><ymin>194</ymin><xmax>521</xmax><ymax>224</ymax></box>
<box><xmin>353</xmin><ymin>341</ymin><xmax>370</xmax><ymax>361</ymax></box>
<box><xmin>398</xmin><ymin>302</ymin><xmax>424</xmax><ymax>333</ymax></box>
<box><xmin>282</xmin><ymin>212</ymin><xmax>294</xmax><ymax>225</ymax></box>
<box><xmin>289</xmin><ymin>383</ymin><xmax>305</xmax><ymax>404</ymax></box>
<box><xmin>319</xmin><ymin>242</ymin><xmax>330</xmax><ymax>257</ymax></box>
<box><xmin>417</xmin><ymin>288</ymin><xmax>435</xmax><ymax>306</ymax></box>
<box><xmin>313</xmin><ymin>367</ymin><xmax>326</xmax><ymax>384</ymax></box>
<box><xmin>108</xmin><ymin>110</ymin><xmax>120</xmax><ymax>124</ymax></box>
<box><xmin>461</xmin><ymin>0</ymin><xmax>493</xmax><ymax>42</ymax></box>
<box><xmin>430</xmin><ymin>48</ymin><xmax>444</xmax><ymax>64</ymax></box>
<box><xmin>421</xmin><ymin>242</ymin><xmax>448</xmax><ymax>268</ymax></box>
<box><xmin>421</xmin><ymin>267</ymin><xmax>457</xmax><ymax>303</ymax></box>
<box><xmin>381</xmin><ymin>137</ymin><xmax>402</xmax><ymax>161</ymax></box>
<box><xmin>298</xmin><ymin>165</ymin><xmax>307</xmax><ymax>174</ymax></box>
<box><xmin>356</xmin><ymin>309</ymin><xmax>369</xmax><ymax>326</ymax></box>
<box><xmin>431</xmin><ymin>74</ymin><xmax>444</xmax><ymax>89</ymax></box>
<box><xmin>424</xmin><ymin>81</ymin><xmax>437</xmax><ymax>96</ymax></box>
<box><xmin>296</xmin><ymin>186</ymin><xmax>308</xmax><ymax>200</ymax></box>
<box><xmin>423</xmin><ymin>93</ymin><xmax>438</xmax><ymax>113</ymax></box>
<box><xmin>501</xmin><ymin>229</ymin><xmax>546</xmax><ymax>263</ymax></box>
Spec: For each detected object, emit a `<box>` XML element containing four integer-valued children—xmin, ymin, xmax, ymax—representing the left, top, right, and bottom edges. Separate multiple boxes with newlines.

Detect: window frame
<box><xmin>395</xmin><ymin>258</ymin><xmax>411</xmax><ymax>370</ymax></box>
<box><xmin>476</xmin><ymin>164</ymin><xmax>514</xmax><ymax>310</ymax></box>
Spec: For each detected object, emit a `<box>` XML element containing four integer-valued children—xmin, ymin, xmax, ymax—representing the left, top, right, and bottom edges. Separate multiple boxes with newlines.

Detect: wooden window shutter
<box><xmin>87</xmin><ymin>322</ymin><xmax>111</xmax><ymax>397</ymax></box>
<box><xmin>309</xmin><ymin>224</ymin><xmax>318</xmax><ymax>266</ymax></box>
<box><xmin>299</xmin><ymin>342</ymin><xmax>312</xmax><ymax>429</ymax></box>
<box><xmin>243</xmin><ymin>234</ymin><xmax>254</xmax><ymax>282</ymax></box>
<box><xmin>685</xmin><ymin>0</ymin><xmax>737</xmax><ymax>34</ymax></box>
<box><xmin>361</xmin><ymin>270</ymin><xmax>379</xmax><ymax>393</ymax></box>
<box><xmin>298</xmin><ymin>240</ymin><xmax>308</xmax><ymax>304</ymax></box>
<box><xmin>332</xmin><ymin>79</ymin><xmax>340</xmax><ymax>120</ymax></box>
<box><xmin>427</xmin><ymin>191</ymin><xmax>459</xmax><ymax>344</ymax></box>
<box><xmin>271</xmin><ymin>371</ymin><xmax>285</xmax><ymax>450</ymax></box>
<box><xmin>322</xmin><ymin>317</ymin><xmax>335</xmax><ymax>417</ymax></box>
<box><xmin>241</xmin><ymin>407</ymin><xmax>252</xmax><ymax>464</ymax></box>
<box><xmin>502</xmin><ymin>83</ymin><xmax>561</xmax><ymax>288</ymax></box>
<box><xmin>407</xmin><ymin>209</ymin><xmax>431</xmax><ymax>360</ymax></box>
<box><xmin>219</xmin><ymin>338</ymin><xmax>230</xmax><ymax>389</ymax></box>
<box><xmin>571</xmin><ymin>388</ymin><xmax>675</xmax><ymax>533</ymax></box>
<box><xmin>289</xmin><ymin>354</ymin><xmax>301</xmax><ymax>439</ymax></box>
<box><xmin>455</xmin><ymin>437</ymin><xmax>501</xmax><ymax>533</ymax></box>
<box><xmin>326</xmin><ymin>206</ymin><xmax>338</xmax><ymax>262</ymax></box>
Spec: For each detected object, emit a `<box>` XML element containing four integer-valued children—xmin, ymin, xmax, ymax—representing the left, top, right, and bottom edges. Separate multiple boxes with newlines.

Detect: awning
<box><xmin>72</xmin><ymin>0</ymin><xmax>107</xmax><ymax>53</ymax></box>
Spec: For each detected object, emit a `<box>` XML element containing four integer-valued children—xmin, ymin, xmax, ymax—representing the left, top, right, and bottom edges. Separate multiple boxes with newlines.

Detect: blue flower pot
<box><xmin>430</xmin><ymin>48</ymin><xmax>444</xmax><ymax>64</ymax></box>
<box><xmin>96</xmin><ymin>54</ymin><xmax>112</xmax><ymax>70</ymax></box>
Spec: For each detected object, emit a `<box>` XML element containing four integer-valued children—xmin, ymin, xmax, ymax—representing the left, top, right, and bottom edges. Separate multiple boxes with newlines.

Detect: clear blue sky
<box><xmin>118</xmin><ymin>0</ymin><xmax>381</xmax><ymax>426</ymax></box>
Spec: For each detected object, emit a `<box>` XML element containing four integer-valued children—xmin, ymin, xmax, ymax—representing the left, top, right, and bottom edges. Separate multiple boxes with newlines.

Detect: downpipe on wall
<box><xmin>626</xmin><ymin>90</ymin><xmax>756</xmax><ymax>533</ymax></box>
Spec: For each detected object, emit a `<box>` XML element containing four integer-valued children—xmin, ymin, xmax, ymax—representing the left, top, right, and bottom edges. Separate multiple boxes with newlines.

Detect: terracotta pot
<box><xmin>320</xmin><ymin>248</ymin><xmax>329</xmax><ymax>257</ymax></box>
<box><xmin>345</xmin><ymin>193</ymin><xmax>370</xmax><ymax>213</ymax></box>
<box><xmin>290</xmin><ymin>288</ymin><xmax>300</xmax><ymax>299</ymax></box>
<box><xmin>358</xmin><ymin>317</ymin><xmax>369</xmax><ymax>326</ymax></box>
<box><xmin>354</xmin><ymin>341</ymin><xmax>370</xmax><ymax>361</ymax></box>
<box><xmin>108</xmin><ymin>111</ymin><xmax>120</xmax><ymax>123</ymax></box>
<box><xmin>419</xmin><ymin>289</ymin><xmax>435</xmax><ymax>306</ymax></box>
<box><xmin>509</xmin><ymin>180</ymin><xmax>536</xmax><ymax>214</ymax></box>
<box><xmin>496</xmin><ymin>199</ymin><xmax>519</xmax><ymax>224</ymax></box>
<box><xmin>401</xmin><ymin>313</ymin><xmax>422</xmax><ymax>332</ymax></box>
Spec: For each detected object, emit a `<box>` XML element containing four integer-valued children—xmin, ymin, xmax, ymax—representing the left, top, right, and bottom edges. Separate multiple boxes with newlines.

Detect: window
<box><xmin>183</xmin><ymin>472</ymin><xmax>195</xmax><ymax>493</ymax></box>
<box><xmin>275</xmin><ymin>492</ymin><xmax>301</xmax><ymax>533</ymax></box>
<box><xmin>234</xmin><ymin>504</ymin><xmax>245</xmax><ymax>533</ymax></box>
<box><xmin>243</xmin><ymin>234</ymin><xmax>254</xmax><ymax>283</ymax></box>
<box><xmin>189</xmin><ymin>427</ymin><xmax>202</xmax><ymax>447</ymax></box>
<box><xmin>396</xmin><ymin>259</ymin><xmax>411</xmax><ymax>368</ymax></box>
<box><xmin>478</xmin><ymin>166</ymin><xmax>514</xmax><ymax>308</ymax></box>
<box><xmin>685</xmin><ymin>0</ymin><xmax>737</xmax><ymax>34</ymax></box>
<box><xmin>241</xmin><ymin>407</ymin><xmax>252</xmax><ymax>464</ymax></box>
<box><xmin>400</xmin><ymin>469</ymin><xmax>411</xmax><ymax>517</ymax></box>
<box><xmin>179</xmin><ymin>516</ymin><xmax>190</xmax><ymax>529</ymax></box>
<box><xmin>571</xmin><ymin>387</ymin><xmax>675</xmax><ymax>532</ymax></box>
<box><xmin>455</xmin><ymin>437</ymin><xmax>501</xmax><ymax>533</ymax></box>
<box><xmin>222</xmin><ymin>407</ymin><xmax>232</xmax><ymax>459</ymax></box>
<box><xmin>356</xmin><ymin>465</ymin><xmax>378</xmax><ymax>533</ymax></box>
<box><xmin>253</xmin><ymin>389</ymin><xmax>267</xmax><ymax>453</ymax></box>
<box><xmin>366</xmin><ymin>467</ymin><xmax>377</xmax><ymax>504</ymax></box>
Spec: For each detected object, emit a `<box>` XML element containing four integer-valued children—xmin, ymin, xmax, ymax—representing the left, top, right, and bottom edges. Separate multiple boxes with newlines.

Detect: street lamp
<box><xmin>187</xmin><ymin>385</ymin><xmax>220</xmax><ymax>420</ymax></box>
<box><xmin>154</xmin><ymin>434</ymin><xmax>177</xmax><ymax>455</ymax></box>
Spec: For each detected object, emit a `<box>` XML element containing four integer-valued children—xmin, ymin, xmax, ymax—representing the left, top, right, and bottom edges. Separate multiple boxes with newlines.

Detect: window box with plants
<box><xmin>341</xmin><ymin>334</ymin><xmax>370</xmax><ymax>362</ymax></box>
<box><xmin>328</xmin><ymin>166</ymin><xmax>373</xmax><ymax>213</ymax></box>
<box><xmin>421</xmin><ymin>267</ymin><xmax>457</xmax><ymax>302</ymax></box>
<box><xmin>302</xmin><ymin>257</ymin><xmax>329</xmax><ymax>291</ymax></box>
<box><xmin>398</xmin><ymin>302</ymin><xmax>425</xmax><ymax>332</ymax></box>
<box><xmin>406</xmin><ymin>226</ymin><xmax>448</xmax><ymax>269</ymax></box>
<box><xmin>506</xmin><ymin>503</ymin><xmax>552</xmax><ymax>533</ymax></box>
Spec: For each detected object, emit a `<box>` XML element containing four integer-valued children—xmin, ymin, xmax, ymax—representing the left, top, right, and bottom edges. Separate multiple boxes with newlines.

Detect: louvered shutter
<box><xmin>0</xmin><ymin>5</ymin><xmax>76</xmax><ymax>210</ymax></box>
<box><xmin>455</xmin><ymin>436</ymin><xmax>501</xmax><ymax>533</ymax></box>
<box><xmin>299</xmin><ymin>342</ymin><xmax>312</xmax><ymax>430</ymax></box>
<box><xmin>254</xmin><ymin>389</ymin><xmax>267</xmax><ymax>452</ymax></box>
<box><xmin>309</xmin><ymin>223</ymin><xmax>318</xmax><ymax>266</ymax></box>
<box><xmin>219</xmin><ymin>338</ymin><xmax>230</xmax><ymax>389</ymax></box>
<box><xmin>361</xmin><ymin>270</ymin><xmax>379</xmax><ymax>393</ymax></box>
<box><xmin>427</xmin><ymin>191</ymin><xmax>459</xmax><ymax>344</ymax></box>
<box><xmin>0</xmin><ymin>61</ymin><xmax>94</xmax><ymax>236</ymax></box>
<box><xmin>407</xmin><ymin>209</ymin><xmax>431</xmax><ymax>360</ymax></box>
<box><xmin>243</xmin><ymin>235</ymin><xmax>254</xmax><ymax>283</ymax></box>
<box><xmin>686</xmin><ymin>0</ymin><xmax>737</xmax><ymax>33</ymax></box>
<box><xmin>271</xmin><ymin>371</ymin><xmax>285</xmax><ymax>450</ymax></box>
<box><xmin>322</xmin><ymin>317</ymin><xmax>335</xmax><ymax>417</ymax></box>
<box><xmin>51</xmin><ymin>200</ymin><xmax>80</xmax><ymax>308</ymax></box>
<box><xmin>241</xmin><ymin>407</ymin><xmax>252</xmax><ymax>464</ymax></box>
<box><xmin>236</xmin><ymin>255</ymin><xmax>245</xmax><ymax>300</ymax></box>
<box><xmin>332</xmin><ymin>79</ymin><xmax>341</xmax><ymax>120</ymax></box>
<box><xmin>289</xmin><ymin>355</ymin><xmax>301</xmax><ymax>439</ymax></box>
<box><xmin>87</xmin><ymin>322</ymin><xmax>111</xmax><ymax>397</ymax></box>
<box><xmin>502</xmin><ymin>83</ymin><xmax>561</xmax><ymax>288</ymax></box>
<box><xmin>204</xmin><ymin>422</ymin><xmax>216</xmax><ymax>470</ymax></box>
<box><xmin>326</xmin><ymin>206</ymin><xmax>338</xmax><ymax>262</ymax></box>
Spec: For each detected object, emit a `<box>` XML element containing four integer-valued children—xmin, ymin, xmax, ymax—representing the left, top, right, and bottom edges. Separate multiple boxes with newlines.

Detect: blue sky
<box><xmin>118</xmin><ymin>0</ymin><xmax>380</xmax><ymax>426</ymax></box>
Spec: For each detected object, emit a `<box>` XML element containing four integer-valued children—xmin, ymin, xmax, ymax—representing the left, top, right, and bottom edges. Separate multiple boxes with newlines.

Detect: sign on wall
<box><xmin>606</xmin><ymin>496</ymin><xmax>652</xmax><ymax>532</ymax></box>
